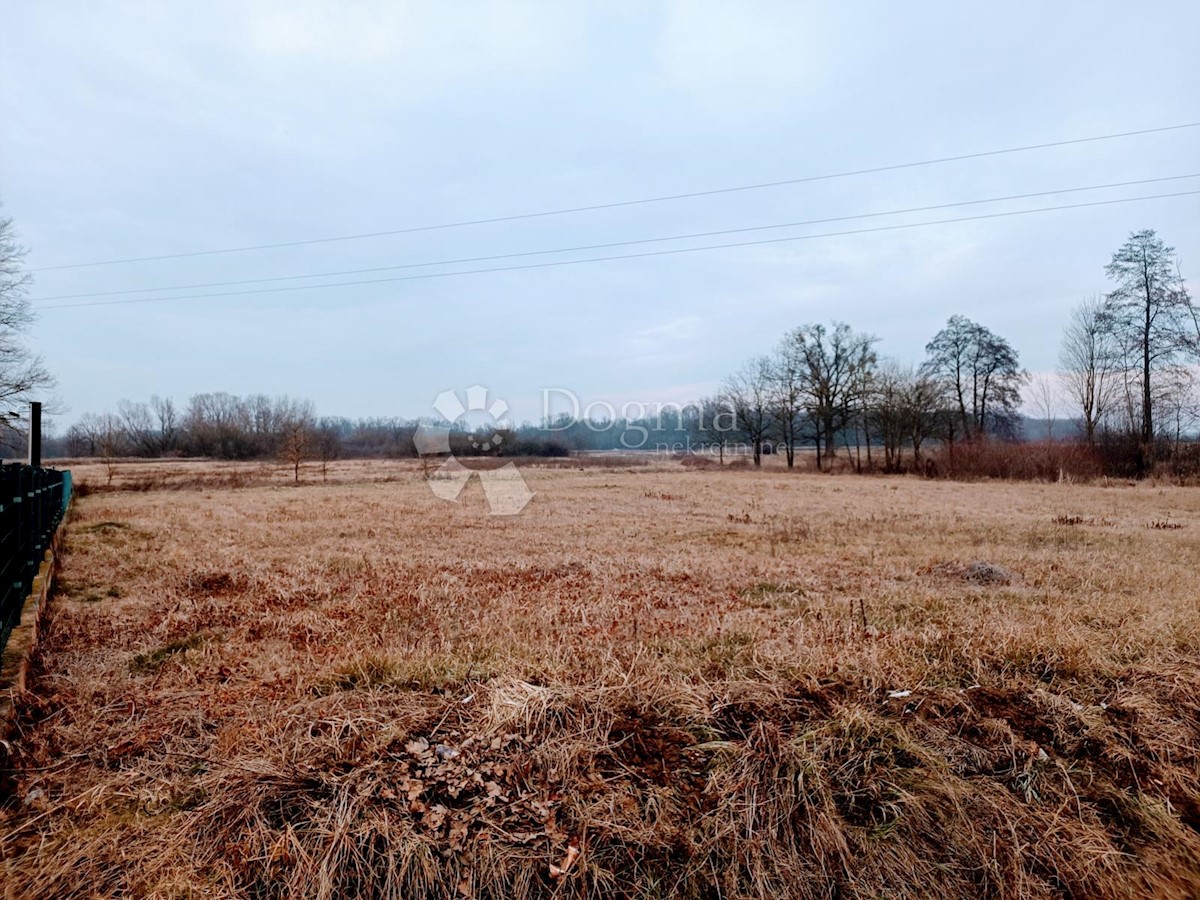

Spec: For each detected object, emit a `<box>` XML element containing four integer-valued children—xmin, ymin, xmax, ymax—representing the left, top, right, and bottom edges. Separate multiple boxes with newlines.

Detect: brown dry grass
<box><xmin>3</xmin><ymin>458</ymin><xmax>1200</xmax><ymax>898</ymax></box>
<box><xmin>57</xmin><ymin>454</ymin><xmax>653</xmax><ymax>496</ymax></box>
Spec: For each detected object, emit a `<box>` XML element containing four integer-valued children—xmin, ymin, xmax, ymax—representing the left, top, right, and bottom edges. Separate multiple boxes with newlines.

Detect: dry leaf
<box><xmin>405</xmin><ymin>737</ymin><xmax>430</xmax><ymax>757</ymax></box>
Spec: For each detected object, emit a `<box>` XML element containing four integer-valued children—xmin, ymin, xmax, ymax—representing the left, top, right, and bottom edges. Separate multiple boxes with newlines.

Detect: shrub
<box><xmin>927</xmin><ymin>440</ymin><xmax>1104</xmax><ymax>481</ymax></box>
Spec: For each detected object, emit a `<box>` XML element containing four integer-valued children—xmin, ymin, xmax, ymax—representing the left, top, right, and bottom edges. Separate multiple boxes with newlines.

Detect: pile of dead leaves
<box><xmin>391</xmin><ymin>732</ymin><xmax>572</xmax><ymax>857</ymax></box>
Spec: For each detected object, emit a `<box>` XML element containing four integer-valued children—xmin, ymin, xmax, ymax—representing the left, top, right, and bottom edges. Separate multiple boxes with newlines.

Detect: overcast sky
<box><xmin>2</xmin><ymin>1</ymin><xmax>1198</xmax><ymax>427</ymax></box>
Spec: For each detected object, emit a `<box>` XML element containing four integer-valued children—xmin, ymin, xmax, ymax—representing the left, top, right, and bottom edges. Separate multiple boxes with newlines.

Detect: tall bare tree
<box><xmin>847</xmin><ymin>356</ymin><xmax>877</xmax><ymax>472</ymax></box>
<box><xmin>118</xmin><ymin>399</ymin><xmax>159</xmax><ymax>456</ymax></box>
<box><xmin>690</xmin><ymin>395</ymin><xmax>738</xmax><ymax>464</ymax></box>
<box><xmin>1027</xmin><ymin>374</ymin><xmax>1060</xmax><ymax>441</ymax></box>
<box><xmin>923</xmin><ymin>315</ymin><xmax>1023</xmax><ymax>440</ymax></box>
<box><xmin>71</xmin><ymin>412</ymin><xmax>104</xmax><ymax>456</ymax></box>
<box><xmin>0</xmin><ymin>204</ymin><xmax>55</xmax><ymax>447</ymax></box>
<box><xmin>769</xmin><ymin>337</ymin><xmax>807</xmax><ymax>468</ymax></box>
<box><xmin>151</xmin><ymin>395</ymin><xmax>179</xmax><ymax>453</ymax></box>
<box><xmin>1058</xmin><ymin>297</ymin><xmax>1117</xmax><ymax>446</ymax></box>
<box><xmin>314</xmin><ymin>418</ymin><xmax>342</xmax><ymax>483</ymax></box>
<box><xmin>867</xmin><ymin>362</ymin><xmax>944</xmax><ymax>472</ymax></box>
<box><xmin>903</xmin><ymin>369</ymin><xmax>944</xmax><ymax>467</ymax></box>
<box><xmin>784</xmin><ymin>322</ymin><xmax>877</xmax><ymax>471</ymax></box>
<box><xmin>185</xmin><ymin>392</ymin><xmax>254</xmax><ymax>459</ymax></box>
<box><xmin>1156</xmin><ymin>365</ymin><xmax>1200</xmax><ymax>443</ymax></box>
<box><xmin>868</xmin><ymin>361</ymin><xmax>911</xmax><ymax>473</ymax></box>
<box><xmin>723</xmin><ymin>356</ymin><xmax>774</xmax><ymax>466</ymax></box>
<box><xmin>96</xmin><ymin>413</ymin><xmax>126</xmax><ymax>484</ymax></box>
<box><xmin>1100</xmin><ymin>230</ymin><xmax>1195</xmax><ymax>455</ymax></box>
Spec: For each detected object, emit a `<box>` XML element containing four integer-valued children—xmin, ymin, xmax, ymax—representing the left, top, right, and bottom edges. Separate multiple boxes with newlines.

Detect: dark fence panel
<box><xmin>0</xmin><ymin>465</ymin><xmax>71</xmax><ymax>658</ymax></box>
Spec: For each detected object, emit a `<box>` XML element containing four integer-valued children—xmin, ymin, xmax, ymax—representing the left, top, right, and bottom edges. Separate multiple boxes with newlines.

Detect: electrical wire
<box><xmin>37</xmin><ymin>188</ymin><xmax>1200</xmax><ymax>311</ymax></box>
<box><xmin>28</xmin><ymin>121</ymin><xmax>1200</xmax><ymax>273</ymax></box>
<box><xmin>30</xmin><ymin>173</ymin><xmax>1200</xmax><ymax>303</ymax></box>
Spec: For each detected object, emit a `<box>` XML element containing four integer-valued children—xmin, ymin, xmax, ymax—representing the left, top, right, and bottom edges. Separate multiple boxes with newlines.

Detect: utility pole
<box><xmin>27</xmin><ymin>401</ymin><xmax>41</xmax><ymax>467</ymax></box>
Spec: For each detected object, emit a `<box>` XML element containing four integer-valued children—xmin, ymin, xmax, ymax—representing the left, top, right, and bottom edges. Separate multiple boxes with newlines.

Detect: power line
<box><xmin>38</xmin><ymin>189</ymin><xmax>1200</xmax><ymax>312</ymax></box>
<box><xmin>29</xmin><ymin>173</ymin><xmax>1200</xmax><ymax>303</ymax></box>
<box><xmin>29</xmin><ymin>121</ymin><xmax>1200</xmax><ymax>273</ymax></box>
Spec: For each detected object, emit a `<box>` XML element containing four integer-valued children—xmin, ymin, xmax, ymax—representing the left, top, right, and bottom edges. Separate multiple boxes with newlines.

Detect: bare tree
<box><xmin>71</xmin><ymin>412</ymin><xmax>104</xmax><ymax>456</ymax></box>
<box><xmin>1058</xmin><ymin>296</ymin><xmax>1117</xmax><ymax>446</ymax></box>
<box><xmin>247</xmin><ymin>394</ymin><xmax>281</xmax><ymax>452</ymax></box>
<box><xmin>690</xmin><ymin>395</ymin><xmax>737</xmax><ymax>464</ymax></box>
<box><xmin>784</xmin><ymin>322</ymin><xmax>877</xmax><ymax>471</ymax></box>
<box><xmin>769</xmin><ymin>337</ymin><xmax>807</xmax><ymax>468</ymax></box>
<box><xmin>1100</xmin><ymin>230</ymin><xmax>1195</xmax><ymax>456</ymax></box>
<box><xmin>923</xmin><ymin>315</ymin><xmax>1023</xmax><ymax>440</ymax></box>
<box><xmin>96</xmin><ymin>413</ymin><xmax>126</xmax><ymax>485</ymax></box>
<box><xmin>723</xmin><ymin>356</ymin><xmax>774</xmax><ymax>466</ymax></box>
<box><xmin>904</xmin><ymin>369</ymin><xmax>944</xmax><ymax>467</ymax></box>
<box><xmin>847</xmin><ymin>356</ymin><xmax>877</xmax><ymax>472</ymax></box>
<box><xmin>277</xmin><ymin>401</ymin><xmax>316</xmax><ymax>483</ymax></box>
<box><xmin>867</xmin><ymin>362</ymin><xmax>944</xmax><ymax>472</ymax></box>
<box><xmin>64</xmin><ymin>423</ymin><xmax>92</xmax><ymax>457</ymax></box>
<box><xmin>314</xmin><ymin>418</ymin><xmax>341</xmax><ymax>483</ymax></box>
<box><xmin>118</xmin><ymin>399</ymin><xmax>159</xmax><ymax>456</ymax></box>
<box><xmin>1027</xmin><ymin>374</ymin><xmax>1060</xmax><ymax>441</ymax></box>
<box><xmin>0</xmin><ymin>204</ymin><xmax>56</xmax><ymax>448</ymax></box>
<box><xmin>1157</xmin><ymin>366</ymin><xmax>1200</xmax><ymax>443</ymax></box>
<box><xmin>151</xmin><ymin>395</ymin><xmax>179</xmax><ymax>453</ymax></box>
<box><xmin>868</xmin><ymin>361</ymin><xmax>910</xmax><ymax>473</ymax></box>
<box><xmin>185</xmin><ymin>392</ymin><xmax>254</xmax><ymax>459</ymax></box>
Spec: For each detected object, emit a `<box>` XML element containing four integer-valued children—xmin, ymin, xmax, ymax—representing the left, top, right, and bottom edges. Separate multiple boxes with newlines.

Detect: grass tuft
<box><xmin>129</xmin><ymin>632</ymin><xmax>213</xmax><ymax>674</ymax></box>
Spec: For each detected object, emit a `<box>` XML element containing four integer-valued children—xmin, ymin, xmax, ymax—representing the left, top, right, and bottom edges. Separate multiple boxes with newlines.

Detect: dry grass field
<box><xmin>3</xmin><ymin>457</ymin><xmax>1200</xmax><ymax>898</ymax></box>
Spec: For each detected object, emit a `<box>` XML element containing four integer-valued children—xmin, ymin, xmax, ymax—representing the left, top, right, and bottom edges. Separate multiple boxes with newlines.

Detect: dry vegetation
<box><xmin>3</xmin><ymin>458</ymin><xmax>1200</xmax><ymax>898</ymax></box>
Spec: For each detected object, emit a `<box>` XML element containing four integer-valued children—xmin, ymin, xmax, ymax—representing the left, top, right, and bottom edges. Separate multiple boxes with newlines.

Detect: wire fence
<box><xmin>0</xmin><ymin>465</ymin><xmax>71</xmax><ymax>660</ymax></box>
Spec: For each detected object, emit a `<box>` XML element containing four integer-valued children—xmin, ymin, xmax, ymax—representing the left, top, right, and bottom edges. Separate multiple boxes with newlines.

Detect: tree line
<box><xmin>1058</xmin><ymin>230</ymin><xmax>1197</xmax><ymax>469</ymax></box>
<box><xmin>46</xmin><ymin>229</ymin><xmax>1200</xmax><ymax>480</ymax></box>
<box><xmin>705</xmin><ymin>229</ymin><xmax>1196</xmax><ymax>476</ymax></box>
<box><xmin>54</xmin><ymin>392</ymin><xmax>578</xmax><ymax>480</ymax></box>
<box><xmin>702</xmin><ymin>313</ymin><xmax>1024</xmax><ymax>473</ymax></box>
<box><xmin>59</xmin><ymin>394</ymin><xmax>337</xmax><ymax>481</ymax></box>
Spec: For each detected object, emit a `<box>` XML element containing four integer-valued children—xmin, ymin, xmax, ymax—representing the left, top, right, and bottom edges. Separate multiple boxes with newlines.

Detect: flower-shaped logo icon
<box><xmin>413</xmin><ymin>385</ymin><xmax>534</xmax><ymax>515</ymax></box>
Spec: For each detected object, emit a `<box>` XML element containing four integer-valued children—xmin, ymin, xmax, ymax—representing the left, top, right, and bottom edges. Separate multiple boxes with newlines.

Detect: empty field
<box><xmin>3</xmin><ymin>459</ymin><xmax>1200</xmax><ymax>898</ymax></box>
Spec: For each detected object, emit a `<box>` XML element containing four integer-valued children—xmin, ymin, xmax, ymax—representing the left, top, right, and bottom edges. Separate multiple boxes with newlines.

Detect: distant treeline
<box><xmin>706</xmin><ymin>229</ymin><xmax>1199</xmax><ymax>478</ymax></box>
<box><xmin>44</xmin><ymin>392</ymin><xmax>716</xmax><ymax>462</ymax></box>
<box><xmin>38</xmin><ymin>386</ymin><xmax>1200</xmax><ymax>484</ymax></box>
<box><xmin>43</xmin><ymin>229</ymin><xmax>1200</xmax><ymax>481</ymax></box>
<box><xmin>37</xmin><ymin>387</ymin><xmax>1138</xmax><ymax>462</ymax></box>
